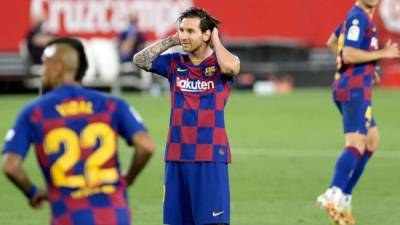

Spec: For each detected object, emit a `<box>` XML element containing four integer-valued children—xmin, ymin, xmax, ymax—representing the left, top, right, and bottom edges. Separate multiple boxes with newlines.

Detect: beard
<box><xmin>182</xmin><ymin>42</ymin><xmax>203</xmax><ymax>54</ymax></box>
<box><xmin>182</xmin><ymin>43</ymin><xmax>193</xmax><ymax>52</ymax></box>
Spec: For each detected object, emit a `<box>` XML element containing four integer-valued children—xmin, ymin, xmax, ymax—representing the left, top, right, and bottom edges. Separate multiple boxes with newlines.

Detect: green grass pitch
<box><xmin>0</xmin><ymin>89</ymin><xmax>399</xmax><ymax>225</ymax></box>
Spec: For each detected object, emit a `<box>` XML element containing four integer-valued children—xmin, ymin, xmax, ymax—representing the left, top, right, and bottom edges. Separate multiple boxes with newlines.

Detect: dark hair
<box><xmin>178</xmin><ymin>7</ymin><xmax>220</xmax><ymax>33</ymax></box>
<box><xmin>46</xmin><ymin>37</ymin><xmax>88</xmax><ymax>82</ymax></box>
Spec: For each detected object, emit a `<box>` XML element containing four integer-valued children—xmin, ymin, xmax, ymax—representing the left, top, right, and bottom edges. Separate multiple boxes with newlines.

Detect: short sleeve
<box><xmin>344</xmin><ymin>14</ymin><xmax>368</xmax><ymax>49</ymax></box>
<box><xmin>115</xmin><ymin>99</ymin><xmax>147</xmax><ymax>145</ymax></box>
<box><xmin>222</xmin><ymin>73</ymin><xmax>234</xmax><ymax>87</ymax></box>
<box><xmin>2</xmin><ymin>106</ymin><xmax>34</xmax><ymax>159</ymax></box>
<box><xmin>150</xmin><ymin>53</ymin><xmax>176</xmax><ymax>78</ymax></box>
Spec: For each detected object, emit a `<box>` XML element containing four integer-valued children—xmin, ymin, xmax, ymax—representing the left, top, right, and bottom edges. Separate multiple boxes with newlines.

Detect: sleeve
<box><xmin>222</xmin><ymin>74</ymin><xmax>234</xmax><ymax>86</ymax></box>
<box><xmin>150</xmin><ymin>53</ymin><xmax>175</xmax><ymax>78</ymax></box>
<box><xmin>115</xmin><ymin>99</ymin><xmax>147</xmax><ymax>146</ymax></box>
<box><xmin>343</xmin><ymin>14</ymin><xmax>368</xmax><ymax>49</ymax></box>
<box><xmin>2</xmin><ymin>106</ymin><xmax>34</xmax><ymax>159</ymax></box>
<box><xmin>334</xmin><ymin>23</ymin><xmax>343</xmax><ymax>37</ymax></box>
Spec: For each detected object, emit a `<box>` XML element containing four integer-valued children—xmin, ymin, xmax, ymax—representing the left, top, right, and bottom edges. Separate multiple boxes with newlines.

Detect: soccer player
<box><xmin>2</xmin><ymin>37</ymin><xmax>155</xmax><ymax>225</ymax></box>
<box><xmin>133</xmin><ymin>7</ymin><xmax>240</xmax><ymax>225</ymax></box>
<box><xmin>317</xmin><ymin>0</ymin><xmax>400</xmax><ymax>224</ymax></box>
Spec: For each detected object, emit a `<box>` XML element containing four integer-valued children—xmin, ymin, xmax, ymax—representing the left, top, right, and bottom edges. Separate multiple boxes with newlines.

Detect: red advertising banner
<box><xmin>376</xmin><ymin>0</ymin><xmax>400</xmax><ymax>87</ymax></box>
<box><xmin>0</xmin><ymin>1</ymin><xmax>30</xmax><ymax>52</ymax></box>
<box><xmin>0</xmin><ymin>0</ymin><xmax>399</xmax><ymax>86</ymax></box>
<box><xmin>0</xmin><ymin>0</ymin><xmax>354</xmax><ymax>51</ymax></box>
<box><xmin>195</xmin><ymin>0</ymin><xmax>354</xmax><ymax>46</ymax></box>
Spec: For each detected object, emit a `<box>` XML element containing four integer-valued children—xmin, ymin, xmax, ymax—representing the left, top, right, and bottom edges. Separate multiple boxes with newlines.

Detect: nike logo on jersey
<box><xmin>177</xmin><ymin>67</ymin><xmax>188</xmax><ymax>72</ymax></box>
<box><xmin>212</xmin><ymin>211</ymin><xmax>224</xmax><ymax>217</ymax></box>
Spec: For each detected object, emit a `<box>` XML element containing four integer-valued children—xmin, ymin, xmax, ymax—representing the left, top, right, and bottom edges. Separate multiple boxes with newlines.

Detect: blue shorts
<box><xmin>335</xmin><ymin>100</ymin><xmax>376</xmax><ymax>135</ymax></box>
<box><xmin>163</xmin><ymin>162</ymin><xmax>230</xmax><ymax>225</ymax></box>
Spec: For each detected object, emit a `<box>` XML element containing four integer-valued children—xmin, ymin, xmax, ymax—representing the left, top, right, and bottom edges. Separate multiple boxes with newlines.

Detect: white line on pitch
<box><xmin>232</xmin><ymin>148</ymin><xmax>400</xmax><ymax>158</ymax></box>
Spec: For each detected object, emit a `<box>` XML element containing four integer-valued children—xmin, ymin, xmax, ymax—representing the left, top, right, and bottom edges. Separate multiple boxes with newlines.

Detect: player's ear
<box><xmin>54</xmin><ymin>62</ymin><xmax>64</xmax><ymax>78</ymax></box>
<box><xmin>203</xmin><ymin>29</ymin><xmax>211</xmax><ymax>42</ymax></box>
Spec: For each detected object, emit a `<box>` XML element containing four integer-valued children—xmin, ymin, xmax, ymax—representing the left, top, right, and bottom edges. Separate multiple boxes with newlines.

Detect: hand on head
<box><xmin>209</xmin><ymin>27</ymin><xmax>220</xmax><ymax>49</ymax></box>
<box><xmin>171</xmin><ymin>32</ymin><xmax>181</xmax><ymax>46</ymax></box>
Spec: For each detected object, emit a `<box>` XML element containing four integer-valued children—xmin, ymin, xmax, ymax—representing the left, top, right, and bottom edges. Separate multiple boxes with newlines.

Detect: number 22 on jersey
<box><xmin>44</xmin><ymin>122</ymin><xmax>118</xmax><ymax>188</ymax></box>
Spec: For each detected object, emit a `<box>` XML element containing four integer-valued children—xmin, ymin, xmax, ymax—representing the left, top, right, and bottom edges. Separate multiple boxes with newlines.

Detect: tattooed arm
<box><xmin>133</xmin><ymin>33</ymin><xmax>180</xmax><ymax>71</ymax></box>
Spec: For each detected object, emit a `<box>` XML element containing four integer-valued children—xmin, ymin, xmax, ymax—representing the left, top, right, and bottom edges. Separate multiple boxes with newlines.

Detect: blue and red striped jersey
<box><xmin>333</xmin><ymin>5</ymin><xmax>378</xmax><ymax>102</ymax></box>
<box><xmin>151</xmin><ymin>52</ymin><xmax>234</xmax><ymax>163</ymax></box>
<box><xmin>3</xmin><ymin>85</ymin><xmax>146</xmax><ymax>225</ymax></box>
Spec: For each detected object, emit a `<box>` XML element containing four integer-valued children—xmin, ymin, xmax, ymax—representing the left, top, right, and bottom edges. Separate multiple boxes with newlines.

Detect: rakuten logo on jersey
<box><xmin>176</xmin><ymin>77</ymin><xmax>215</xmax><ymax>93</ymax></box>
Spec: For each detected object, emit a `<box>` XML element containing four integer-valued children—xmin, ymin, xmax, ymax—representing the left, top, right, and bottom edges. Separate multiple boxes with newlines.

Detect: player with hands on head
<box><xmin>133</xmin><ymin>6</ymin><xmax>239</xmax><ymax>225</ymax></box>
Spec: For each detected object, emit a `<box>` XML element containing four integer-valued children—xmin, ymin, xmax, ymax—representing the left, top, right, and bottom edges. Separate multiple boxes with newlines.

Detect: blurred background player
<box><xmin>25</xmin><ymin>12</ymin><xmax>55</xmax><ymax>65</ymax></box>
<box><xmin>316</xmin><ymin>0</ymin><xmax>400</xmax><ymax>224</ymax></box>
<box><xmin>133</xmin><ymin>7</ymin><xmax>240</xmax><ymax>225</ymax></box>
<box><xmin>117</xmin><ymin>11</ymin><xmax>146</xmax><ymax>63</ymax></box>
<box><xmin>2</xmin><ymin>37</ymin><xmax>155</xmax><ymax>225</ymax></box>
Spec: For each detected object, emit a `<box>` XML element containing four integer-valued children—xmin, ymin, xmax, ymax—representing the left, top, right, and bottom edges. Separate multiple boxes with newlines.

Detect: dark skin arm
<box><xmin>2</xmin><ymin>153</ymin><xmax>47</xmax><ymax>208</ymax></box>
<box><xmin>123</xmin><ymin>131</ymin><xmax>155</xmax><ymax>186</ymax></box>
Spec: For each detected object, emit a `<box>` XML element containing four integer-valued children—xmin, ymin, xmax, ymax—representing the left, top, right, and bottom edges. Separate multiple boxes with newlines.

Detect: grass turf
<box><xmin>0</xmin><ymin>88</ymin><xmax>399</xmax><ymax>225</ymax></box>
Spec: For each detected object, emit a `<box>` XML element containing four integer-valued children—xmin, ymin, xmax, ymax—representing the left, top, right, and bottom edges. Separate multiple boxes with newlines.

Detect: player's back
<box><xmin>27</xmin><ymin>85</ymin><xmax>132</xmax><ymax>225</ymax></box>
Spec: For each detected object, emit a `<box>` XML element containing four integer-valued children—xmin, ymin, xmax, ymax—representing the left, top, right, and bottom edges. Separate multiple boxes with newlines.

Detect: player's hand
<box><xmin>29</xmin><ymin>188</ymin><xmax>47</xmax><ymax>209</ymax></box>
<box><xmin>170</xmin><ymin>32</ymin><xmax>181</xmax><ymax>46</ymax></box>
<box><xmin>209</xmin><ymin>28</ymin><xmax>220</xmax><ymax>49</ymax></box>
<box><xmin>382</xmin><ymin>39</ymin><xmax>400</xmax><ymax>59</ymax></box>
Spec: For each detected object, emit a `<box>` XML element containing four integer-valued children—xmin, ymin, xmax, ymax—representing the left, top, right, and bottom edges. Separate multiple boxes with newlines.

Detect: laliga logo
<box><xmin>176</xmin><ymin>77</ymin><xmax>215</xmax><ymax>93</ymax></box>
<box><xmin>379</xmin><ymin>0</ymin><xmax>400</xmax><ymax>33</ymax></box>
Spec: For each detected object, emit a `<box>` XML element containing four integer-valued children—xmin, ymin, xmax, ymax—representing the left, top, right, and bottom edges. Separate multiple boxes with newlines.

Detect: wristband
<box><xmin>25</xmin><ymin>185</ymin><xmax>38</xmax><ymax>199</ymax></box>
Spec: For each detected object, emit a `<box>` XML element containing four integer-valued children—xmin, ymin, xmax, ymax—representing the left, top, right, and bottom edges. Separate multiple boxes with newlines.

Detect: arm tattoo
<box><xmin>133</xmin><ymin>36</ymin><xmax>177</xmax><ymax>71</ymax></box>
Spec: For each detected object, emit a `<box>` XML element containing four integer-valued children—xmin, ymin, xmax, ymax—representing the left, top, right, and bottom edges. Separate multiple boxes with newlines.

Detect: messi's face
<box><xmin>179</xmin><ymin>17</ymin><xmax>211</xmax><ymax>53</ymax></box>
